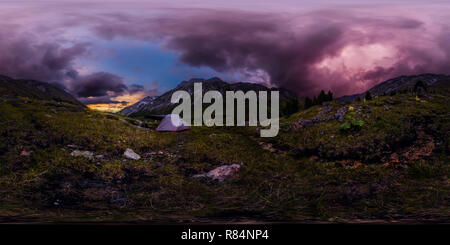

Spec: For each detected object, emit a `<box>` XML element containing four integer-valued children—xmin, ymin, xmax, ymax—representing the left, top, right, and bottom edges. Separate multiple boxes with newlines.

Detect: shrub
<box><xmin>339</xmin><ymin>111</ymin><xmax>365</xmax><ymax>132</ymax></box>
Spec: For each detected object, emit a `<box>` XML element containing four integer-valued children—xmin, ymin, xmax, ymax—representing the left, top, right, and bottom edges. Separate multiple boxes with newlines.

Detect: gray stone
<box><xmin>71</xmin><ymin>150</ymin><xmax>94</xmax><ymax>159</ymax></box>
<box><xmin>123</xmin><ymin>148</ymin><xmax>141</xmax><ymax>160</ymax></box>
<box><xmin>334</xmin><ymin>106</ymin><xmax>348</xmax><ymax>122</ymax></box>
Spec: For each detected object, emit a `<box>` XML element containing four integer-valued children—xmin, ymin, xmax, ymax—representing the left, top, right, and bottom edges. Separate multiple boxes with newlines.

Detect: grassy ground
<box><xmin>0</xmin><ymin>93</ymin><xmax>448</xmax><ymax>223</ymax></box>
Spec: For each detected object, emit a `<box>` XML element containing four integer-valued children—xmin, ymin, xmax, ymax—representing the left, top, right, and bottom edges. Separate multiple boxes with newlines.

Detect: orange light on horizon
<box><xmin>87</xmin><ymin>103</ymin><xmax>125</xmax><ymax>112</ymax></box>
<box><xmin>87</xmin><ymin>91</ymin><xmax>147</xmax><ymax>113</ymax></box>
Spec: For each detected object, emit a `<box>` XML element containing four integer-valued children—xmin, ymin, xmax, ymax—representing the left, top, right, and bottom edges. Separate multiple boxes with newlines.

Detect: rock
<box><xmin>291</xmin><ymin>118</ymin><xmax>314</xmax><ymax>130</ymax></box>
<box><xmin>95</xmin><ymin>154</ymin><xmax>104</xmax><ymax>159</ymax></box>
<box><xmin>53</xmin><ymin>199</ymin><xmax>61</xmax><ymax>206</ymax></box>
<box><xmin>123</xmin><ymin>148</ymin><xmax>141</xmax><ymax>160</ymax></box>
<box><xmin>292</xmin><ymin>105</ymin><xmax>349</xmax><ymax>130</ymax></box>
<box><xmin>193</xmin><ymin>164</ymin><xmax>241</xmax><ymax>182</ymax></box>
<box><xmin>67</xmin><ymin>144</ymin><xmax>79</xmax><ymax>149</ymax></box>
<box><xmin>20</xmin><ymin>150</ymin><xmax>33</xmax><ymax>156</ymax></box>
<box><xmin>317</xmin><ymin>105</ymin><xmax>333</xmax><ymax>117</ymax></box>
<box><xmin>259</xmin><ymin>142</ymin><xmax>278</xmax><ymax>153</ymax></box>
<box><xmin>334</xmin><ymin>106</ymin><xmax>348</xmax><ymax>122</ymax></box>
<box><xmin>70</xmin><ymin>150</ymin><xmax>94</xmax><ymax>159</ymax></box>
<box><xmin>304</xmin><ymin>120</ymin><xmax>314</xmax><ymax>126</ymax></box>
<box><xmin>385</xmin><ymin>99</ymin><xmax>396</xmax><ymax>105</ymax></box>
<box><xmin>291</xmin><ymin>119</ymin><xmax>305</xmax><ymax>130</ymax></box>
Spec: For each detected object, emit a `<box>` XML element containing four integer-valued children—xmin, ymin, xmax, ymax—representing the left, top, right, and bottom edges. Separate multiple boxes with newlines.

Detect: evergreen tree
<box><xmin>318</xmin><ymin>90</ymin><xmax>326</xmax><ymax>105</ymax></box>
<box><xmin>327</xmin><ymin>90</ymin><xmax>333</xmax><ymax>101</ymax></box>
<box><xmin>365</xmin><ymin>91</ymin><xmax>372</xmax><ymax>100</ymax></box>
<box><xmin>286</xmin><ymin>98</ymin><xmax>299</xmax><ymax>115</ymax></box>
<box><xmin>312</xmin><ymin>96</ymin><xmax>318</xmax><ymax>106</ymax></box>
<box><xmin>304</xmin><ymin>97</ymin><xmax>312</xmax><ymax>109</ymax></box>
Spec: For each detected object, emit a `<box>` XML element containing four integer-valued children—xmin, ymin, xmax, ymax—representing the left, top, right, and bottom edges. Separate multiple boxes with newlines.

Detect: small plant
<box><xmin>339</xmin><ymin>110</ymin><xmax>365</xmax><ymax>132</ymax></box>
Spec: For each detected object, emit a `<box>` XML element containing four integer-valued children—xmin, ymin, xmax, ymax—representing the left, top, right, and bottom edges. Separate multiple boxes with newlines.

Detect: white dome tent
<box><xmin>156</xmin><ymin>114</ymin><xmax>190</xmax><ymax>132</ymax></box>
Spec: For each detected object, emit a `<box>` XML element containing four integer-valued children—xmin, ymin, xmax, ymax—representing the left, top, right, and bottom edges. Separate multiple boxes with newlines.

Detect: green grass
<box><xmin>0</xmin><ymin>93</ymin><xmax>449</xmax><ymax>223</ymax></box>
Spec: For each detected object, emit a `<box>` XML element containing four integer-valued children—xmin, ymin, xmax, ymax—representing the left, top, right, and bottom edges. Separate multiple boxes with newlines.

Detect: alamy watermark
<box><xmin>170</xmin><ymin>83</ymin><xmax>280</xmax><ymax>137</ymax></box>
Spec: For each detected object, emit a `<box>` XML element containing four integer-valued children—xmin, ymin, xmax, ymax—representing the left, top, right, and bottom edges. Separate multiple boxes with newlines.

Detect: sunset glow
<box><xmin>87</xmin><ymin>91</ymin><xmax>148</xmax><ymax>112</ymax></box>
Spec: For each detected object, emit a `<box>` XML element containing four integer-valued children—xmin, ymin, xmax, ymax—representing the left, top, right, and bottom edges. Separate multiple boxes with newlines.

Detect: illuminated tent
<box><xmin>156</xmin><ymin>114</ymin><xmax>190</xmax><ymax>132</ymax></box>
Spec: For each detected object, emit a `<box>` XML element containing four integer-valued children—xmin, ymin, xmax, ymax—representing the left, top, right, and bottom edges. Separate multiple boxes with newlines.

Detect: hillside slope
<box><xmin>337</xmin><ymin>74</ymin><xmax>450</xmax><ymax>100</ymax></box>
<box><xmin>0</xmin><ymin>75</ymin><xmax>84</xmax><ymax>107</ymax></box>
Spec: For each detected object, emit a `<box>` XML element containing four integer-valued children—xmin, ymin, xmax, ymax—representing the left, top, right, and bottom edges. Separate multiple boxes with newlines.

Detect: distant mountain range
<box><xmin>119</xmin><ymin>77</ymin><xmax>298</xmax><ymax>116</ymax></box>
<box><xmin>1</xmin><ymin>73</ymin><xmax>449</xmax><ymax>115</ymax></box>
<box><xmin>121</xmin><ymin>74</ymin><xmax>450</xmax><ymax>116</ymax></box>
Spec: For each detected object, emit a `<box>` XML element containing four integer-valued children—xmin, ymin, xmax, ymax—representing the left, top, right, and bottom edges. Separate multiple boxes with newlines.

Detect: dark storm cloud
<box><xmin>89</xmin><ymin>9</ymin><xmax>450</xmax><ymax>96</ymax></box>
<box><xmin>2</xmin><ymin>4</ymin><xmax>450</xmax><ymax>99</ymax></box>
<box><xmin>78</xmin><ymin>95</ymin><xmax>128</xmax><ymax>105</ymax></box>
<box><xmin>0</xmin><ymin>30</ymin><xmax>90</xmax><ymax>84</ymax></box>
<box><xmin>0</xmin><ymin>21</ymin><xmax>145</xmax><ymax>104</ymax></box>
<box><xmin>70</xmin><ymin>72</ymin><xmax>128</xmax><ymax>98</ymax></box>
<box><xmin>69</xmin><ymin>72</ymin><xmax>148</xmax><ymax>104</ymax></box>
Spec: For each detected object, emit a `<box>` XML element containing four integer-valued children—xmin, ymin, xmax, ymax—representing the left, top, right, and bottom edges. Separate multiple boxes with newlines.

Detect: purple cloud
<box><xmin>1</xmin><ymin>2</ymin><xmax>450</xmax><ymax>100</ymax></box>
<box><xmin>89</xmin><ymin>8</ymin><xmax>450</xmax><ymax>96</ymax></box>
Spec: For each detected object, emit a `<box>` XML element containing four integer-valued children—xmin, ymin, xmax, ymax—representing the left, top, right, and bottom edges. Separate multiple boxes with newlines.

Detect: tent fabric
<box><xmin>156</xmin><ymin>114</ymin><xmax>190</xmax><ymax>132</ymax></box>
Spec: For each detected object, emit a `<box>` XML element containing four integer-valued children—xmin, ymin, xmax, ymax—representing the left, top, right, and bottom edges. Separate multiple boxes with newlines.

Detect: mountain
<box><xmin>119</xmin><ymin>96</ymin><xmax>157</xmax><ymax>116</ymax></box>
<box><xmin>337</xmin><ymin>73</ymin><xmax>450</xmax><ymax>100</ymax></box>
<box><xmin>0</xmin><ymin>75</ymin><xmax>84</xmax><ymax>107</ymax></box>
<box><xmin>120</xmin><ymin>77</ymin><xmax>298</xmax><ymax>116</ymax></box>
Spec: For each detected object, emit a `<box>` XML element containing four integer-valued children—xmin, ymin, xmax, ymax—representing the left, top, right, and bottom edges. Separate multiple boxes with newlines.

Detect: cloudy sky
<box><xmin>1</xmin><ymin>0</ymin><xmax>449</xmax><ymax>111</ymax></box>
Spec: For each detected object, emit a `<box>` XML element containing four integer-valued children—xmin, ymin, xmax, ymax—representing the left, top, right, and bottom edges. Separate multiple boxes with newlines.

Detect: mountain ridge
<box><xmin>0</xmin><ymin>75</ymin><xmax>84</xmax><ymax>107</ymax></box>
<box><xmin>337</xmin><ymin>73</ymin><xmax>450</xmax><ymax>101</ymax></box>
<box><xmin>121</xmin><ymin>73</ymin><xmax>450</xmax><ymax>116</ymax></box>
<box><xmin>119</xmin><ymin>77</ymin><xmax>298</xmax><ymax>116</ymax></box>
